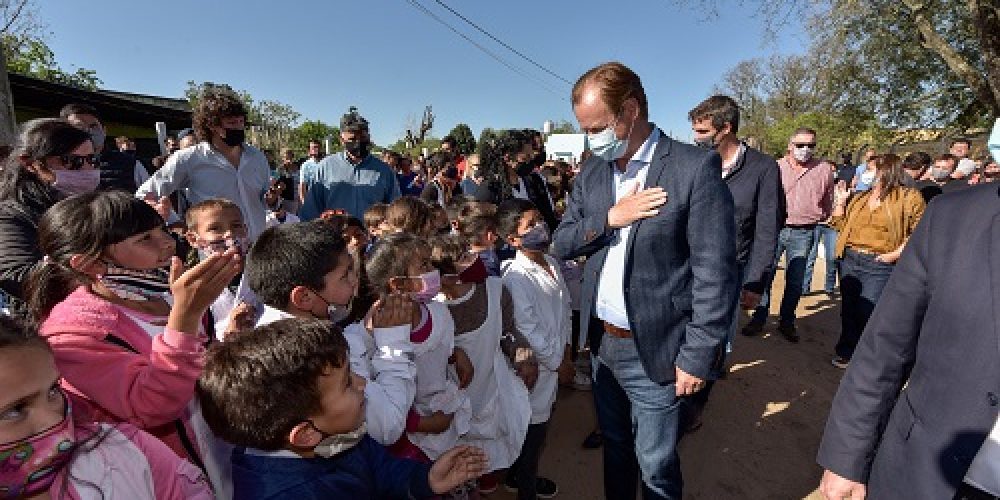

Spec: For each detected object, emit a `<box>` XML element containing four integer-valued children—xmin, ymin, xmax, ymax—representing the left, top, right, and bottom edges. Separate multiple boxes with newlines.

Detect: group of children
<box><xmin>0</xmin><ymin>189</ymin><xmax>577</xmax><ymax>500</ymax></box>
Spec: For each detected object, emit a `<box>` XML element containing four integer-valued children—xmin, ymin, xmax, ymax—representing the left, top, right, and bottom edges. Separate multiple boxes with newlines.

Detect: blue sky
<box><xmin>42</xmin><ymin>0</ymin><xmax>808</xmax><ymax>146</ymax></box>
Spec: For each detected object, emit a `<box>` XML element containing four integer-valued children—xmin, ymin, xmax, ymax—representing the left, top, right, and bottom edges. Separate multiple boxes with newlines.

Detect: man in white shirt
<box><xmin>553</xmin><ymin>62</ymin><xmax>737</xmax><ymax>500</ymax></box>
<box><xmin>136</xmin><ymin>89</ymin><xmax>270</xmax><ymax>240</ymax></box>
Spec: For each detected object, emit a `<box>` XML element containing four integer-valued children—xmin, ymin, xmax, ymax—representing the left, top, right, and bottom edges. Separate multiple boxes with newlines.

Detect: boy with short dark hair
<box><xmin>197</xmin><ymin>317</ymin><xmax>488</xmax><ymax>499</ymax></box>
<box><xmin>244</xmin><ymin>221</ymin><xmax>417</xmax><ymax>447</ymax></box>
<box><xmin>185</xmin><ymin>198</ymin><xmax>259</xmax><ymax>340</ymax></box>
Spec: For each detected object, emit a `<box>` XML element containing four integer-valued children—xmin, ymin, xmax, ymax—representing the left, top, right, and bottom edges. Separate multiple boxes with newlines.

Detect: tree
<box><xmin>288</xmin><ymin>120</ymin><xmax>339</xmax><ymax>154</ymax></box>
<box><xmin>445</xmin><ymin>123</ymin><xmax>476</xmax><ymax>155</ymax></box>
<box><xmin>690</xmin><ymin>0</ymin><xmax>999</xmax><ymax>132</ymax></box>
<box><xmin>184</xmin><ymin>81</ymin><xmax>302</xmax><ymax>153</ymax></box>
<box><xmin>2</xmin><ymin>0</ymin><xmax>101</xmax><ymax>90</ymax></box>
<box><xmin>549</xmin><ymin>120</ymin><xmax>577</xmax><ymax>134</ymax></box>
<box><xmin>477</xmin><ymin>127</ymin><xmax>498</xmax><ymax>156</ymax></box>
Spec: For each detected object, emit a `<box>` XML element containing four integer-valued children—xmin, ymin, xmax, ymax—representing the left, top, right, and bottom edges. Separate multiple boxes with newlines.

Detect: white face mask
<box><xmin>313</xmin><ymin>422</ymin><xmax>366</xmax><ymax>458</ymax></box>
<box><xmin>327</xmin><ymin>302</ymin><xmax>350</xmax><ymax>323</ymax></box>
<box><xmin>860</xmin><ymin>170</ymin><xmax>876</xmax><ymax>185</ymax></box>
<box><xmin>586</xmin><ymin>114</ymin><xmax>636</xmax><ymax>162</ymax></box>
<box><xmin>792</xmin><ymin>146</ymin><xmax>814</xmax><ymax>163</ymax></box>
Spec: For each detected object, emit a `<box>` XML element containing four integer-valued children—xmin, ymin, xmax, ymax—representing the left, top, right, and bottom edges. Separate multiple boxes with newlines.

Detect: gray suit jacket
<box><xmin>552</xmin><ymin>129</ymin><xmax>738</xmax><ymax>384</ymax></box>
<box><xmin>817</xmin><ymin>183</ymin><xmax>1000</xmax><ymax>499</ymax></box>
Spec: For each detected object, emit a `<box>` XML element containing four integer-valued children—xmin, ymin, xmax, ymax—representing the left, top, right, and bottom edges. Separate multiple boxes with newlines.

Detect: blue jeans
<box><xmin>593</xmin><ymin>334</ymin><xmax>685</xmax><ymax>500</ymax></box>
<box><xmin>751</xmin><ymin>227</ymin><xmax>816</xmax><ymax>326</ymax></box>
<box><xmin>803</xmin><ymin>224</ymin><xmax>839</xmax><ymax>293</ymax></box>
<box><xmin>835</xmin><ymin>249</ymin><xmax>894</xmax><ymax>359</ymax></box>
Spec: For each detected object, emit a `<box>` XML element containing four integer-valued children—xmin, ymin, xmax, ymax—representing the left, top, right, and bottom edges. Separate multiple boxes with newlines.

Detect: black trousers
<box><xmin>508</xmin><ymin>422</ymin><xmax>549</xmax><ymax>500</ymax></box>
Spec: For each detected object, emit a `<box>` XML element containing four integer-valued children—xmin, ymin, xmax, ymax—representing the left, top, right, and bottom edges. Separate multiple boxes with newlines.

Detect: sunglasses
<box><xmin>793</xmin><ymin>143</ymin><xmax>817</xmax><ymax>149</ymax></box>
<box><xmin>58</xmin><ymin>154</ymin><xmax>99</xmax><ymax>170</ymax></box>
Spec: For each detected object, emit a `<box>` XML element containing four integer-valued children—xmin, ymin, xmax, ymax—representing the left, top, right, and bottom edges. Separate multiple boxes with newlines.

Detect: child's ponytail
<box><xmin>23</xmin><ymin>191</ymin><xmax>164</xmax><ymax>321</ymax></box>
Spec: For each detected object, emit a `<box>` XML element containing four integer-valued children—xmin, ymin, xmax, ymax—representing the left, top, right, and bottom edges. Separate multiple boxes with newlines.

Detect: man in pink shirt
<box><xmin>744</xmin><ymin>127</ymin><xmax>833</xmax><ymax>342</ymax></box>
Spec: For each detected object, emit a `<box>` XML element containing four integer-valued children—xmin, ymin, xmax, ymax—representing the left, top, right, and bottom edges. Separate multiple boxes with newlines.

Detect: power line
<box><xmin>432</xmin><ymin>0</ymin><xmax>572</xmax><ymax>85</ymax></box>
<box><xmin>402</xmin><ymin>0</ymin><xmax>562</xmax><ymax>96</ymax></box>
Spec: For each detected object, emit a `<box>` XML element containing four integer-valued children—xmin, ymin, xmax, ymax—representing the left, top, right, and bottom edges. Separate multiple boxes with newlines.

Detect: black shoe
<box><xmin>582</xmin><ymin>430</ymin><xmax>603</xmax><ymax>449</ymax></box>
<box><xmin>741</xmin><ymin>321</ymin><xmax>764</xmax><ymax>337</ymax></box>
<box><xmin>504</xmin><ymin>475</ymin><xmax>559</xmax><ymax>498</ymax></box>
<box><xmin>503</xmin><ymin>472</ymin><xmax>517</xmax><ymax>492</ymax></box>
<box><xmin>779</xmin><ymin>323</ymin><xmax>799</xmax><ymax>343</ymax></box>
<box><xmin>536</xmin><ymin>477</ymin><xmax>559</xmax><ymax>498</ymax></box>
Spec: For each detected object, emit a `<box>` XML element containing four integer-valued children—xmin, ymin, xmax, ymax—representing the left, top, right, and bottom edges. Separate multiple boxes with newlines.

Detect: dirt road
<box><xmin>492</xmin><ymin>267</ymin><xmax>844</xmax><ymax>499</ymax></box>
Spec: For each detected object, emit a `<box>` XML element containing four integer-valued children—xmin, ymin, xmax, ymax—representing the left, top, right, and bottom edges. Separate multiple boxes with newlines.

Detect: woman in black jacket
<box><xmin>0</xmin><ymin>118</ymin><xmax>98</xmax><ymax>313</ymax></box>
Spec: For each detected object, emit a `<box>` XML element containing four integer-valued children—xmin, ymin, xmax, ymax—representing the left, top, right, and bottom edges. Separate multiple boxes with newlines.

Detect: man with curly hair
<box><xmin>136</xmin><ymin>88</ymin><xmax>271</xmax><ymax>240</ymax></box>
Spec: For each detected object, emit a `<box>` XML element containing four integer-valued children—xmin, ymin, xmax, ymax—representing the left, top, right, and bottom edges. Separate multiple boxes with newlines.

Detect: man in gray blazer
<box><xmin>553</xmin><ymin>61</ymin><xmax>738</xmax><ymax>499</ymax></box>
<box><xmin>817</xmin><ymin>184</ymin><xmax>1000</xmax><ymax>499</ymax></box>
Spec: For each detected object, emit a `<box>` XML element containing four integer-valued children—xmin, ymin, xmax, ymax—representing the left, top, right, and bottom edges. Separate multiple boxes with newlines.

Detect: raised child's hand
<box><xmin>223</xmin><ymin>301</ymin><xmax>256</xmax><ymax>340</ymax></box>
<box><xmin>428</xmin><ymin>445</ymin><xmax>488</xmax><ymax>494</ymax></box>
<box><xmin>167</xmin><ymin>252</ymin><xmax>241</xmax><ymax>335</ymax></box>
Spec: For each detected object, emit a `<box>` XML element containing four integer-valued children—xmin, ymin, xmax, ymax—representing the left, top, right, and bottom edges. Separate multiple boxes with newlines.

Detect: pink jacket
<box><xmin>52</xmin><ymin>422</ymin><xmax>213</xmax><ymax>500</ymax></box>
<box><xmin>39</xmin><ymin>287</ymin><xmax>207</xmax><ymax>461</ymax></box>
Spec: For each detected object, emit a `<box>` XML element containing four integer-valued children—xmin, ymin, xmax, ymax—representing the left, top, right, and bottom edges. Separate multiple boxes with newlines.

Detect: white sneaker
<box><xmin>572</xmin><ymin>371</ymin><xmax>592</xmax><ymax>391</ymax></box>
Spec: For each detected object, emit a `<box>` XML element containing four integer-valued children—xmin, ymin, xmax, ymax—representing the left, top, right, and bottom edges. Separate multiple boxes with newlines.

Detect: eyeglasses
<box><xmin>57</xmin><ymin>154</ymin><xmax>99</xmax><ymax>170</ymax></box>
<box><xmin>793</xmin><ymin>143</ymin><xmax>817</xmax><ymax>149</ymax></box>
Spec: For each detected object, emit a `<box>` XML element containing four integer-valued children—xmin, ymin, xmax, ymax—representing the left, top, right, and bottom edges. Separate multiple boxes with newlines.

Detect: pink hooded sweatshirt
<box><xmin>39</xmin><ymin>286</ymin><xmax>207</xmax><ymax>462</ymax></box>
<box><xmin>51</xmin><ymin>422</ymin><xmax>213</xmax><ymax>500</ymax></box>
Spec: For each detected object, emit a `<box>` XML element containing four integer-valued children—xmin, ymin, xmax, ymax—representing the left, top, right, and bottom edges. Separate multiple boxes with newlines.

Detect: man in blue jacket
<box><xmin>553</xmin><ymin>61</ymin><xmax>738</xmax><ymax>500</ymax></box>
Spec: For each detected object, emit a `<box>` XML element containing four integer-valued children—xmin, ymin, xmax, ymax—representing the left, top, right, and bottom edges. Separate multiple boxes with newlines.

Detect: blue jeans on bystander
<box><xmin>751</xmin><ymin>227</ymin><xmax>816</xmax><ymax>327</ymax></box>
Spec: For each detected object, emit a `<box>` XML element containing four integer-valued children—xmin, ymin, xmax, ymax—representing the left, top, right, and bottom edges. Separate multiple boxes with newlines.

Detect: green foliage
<box><xmin>185</xmin><ymin>81</ymin><xmax>303</xmax><ymax>153</ymax></box>
<box><xmin>477</xmin><ymin>127</ymin><xmax>498</xmax><ymax>156</ymax></box>
<box><xmin>388</xmin><ymin>136</ymin><xmax>441</xmax><ymax>158</ymax></box>
<box><xmin>445</xmin><ymin>123</ymin><xmax>476</xmax><ymax>155</ymax></box>
<box><xmin>549</xmin><ymin>120</ymin><xmax>577</xmax><ymax>134</ymax></box>
<box><xmin>762</xmin><ymin>111</ymin><xmax>890</xmax><ymax>159</ymax></box>
<box><xmin>3</xmin><ymin>34</ymin><xmax>101</xmax><ymax>90</ymax></box>
<box><xmin>288</xmin><ymin>120</ymin><xmax>339</xmax><ymax>154</ymax></box>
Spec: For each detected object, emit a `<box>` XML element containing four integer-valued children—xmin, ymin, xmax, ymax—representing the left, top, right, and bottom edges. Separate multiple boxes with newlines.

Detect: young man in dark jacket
<box><xmin>689</xmin><ymin>95</ymin><xmax>784</xmax><ymax>357</ymax></box>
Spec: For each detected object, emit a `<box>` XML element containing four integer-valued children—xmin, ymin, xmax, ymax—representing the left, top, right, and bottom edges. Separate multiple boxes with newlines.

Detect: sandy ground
<box><xmin>491</xmin><ymin>265</ymin><xmax>843</xmax><ymax>500</ymax></box>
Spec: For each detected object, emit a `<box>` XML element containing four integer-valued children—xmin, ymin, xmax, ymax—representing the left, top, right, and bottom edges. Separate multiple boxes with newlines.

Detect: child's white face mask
<box><xmin>312</xmin><ymin>422</ymin><xmax>367</xmax><ymax>458</ymax></box>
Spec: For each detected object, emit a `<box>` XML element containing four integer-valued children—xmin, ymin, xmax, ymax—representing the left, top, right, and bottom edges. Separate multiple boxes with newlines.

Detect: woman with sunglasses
<box><xmin>0</xmin><ymin>118</ymin><xmax>100</xmax><ymax>314</ymax></box>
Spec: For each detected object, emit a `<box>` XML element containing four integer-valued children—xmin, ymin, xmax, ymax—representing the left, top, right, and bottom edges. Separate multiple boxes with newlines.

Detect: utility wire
<box><xmin>432</xmin><ymin>0</ymin><xmax>572</xmax><ymax>85</ymax></box>
<box><xmin>403</xmin><ymin>0</ymin><xmax>562</xmax><ymax>95</ymax></box>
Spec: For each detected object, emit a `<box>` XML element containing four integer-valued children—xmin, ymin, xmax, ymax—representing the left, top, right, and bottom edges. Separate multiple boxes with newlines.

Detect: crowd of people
<box><xmin>0</xmin><ymin>60</ymin><xmax>998</xmax><ymax>500</ymax></box>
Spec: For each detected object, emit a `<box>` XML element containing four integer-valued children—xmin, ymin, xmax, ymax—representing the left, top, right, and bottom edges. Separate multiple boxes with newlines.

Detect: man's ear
<box><xmin>288</xmin><ymin>421</ymin><xmax>322</xmax><ymax>449</ymax></box>
<box><xmin>69</xmin><ymin>254</ymin><xmax>106</xmax><ymax>277</ymax></box>
<box><xmin>289</xmin><ymin>285</ymin><xmax>316</xmax><ymax>312</ymax></box>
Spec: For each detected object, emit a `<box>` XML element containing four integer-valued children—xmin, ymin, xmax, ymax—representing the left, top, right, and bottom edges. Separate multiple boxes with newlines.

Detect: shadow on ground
<box><xmin>493</xmin><ymin>269</ymin><xmax>848</xmax><ymax>500</ymax></box>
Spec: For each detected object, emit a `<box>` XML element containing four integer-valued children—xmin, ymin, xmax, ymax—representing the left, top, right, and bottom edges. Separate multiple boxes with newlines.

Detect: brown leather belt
<box><xmin>603</xmin><ymin>321</ymin><xmax>633</xmax><ymax>339</ymax></box>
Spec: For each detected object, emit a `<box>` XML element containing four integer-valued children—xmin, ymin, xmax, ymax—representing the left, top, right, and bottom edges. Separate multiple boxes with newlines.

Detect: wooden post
<box><xmin>0</xmin><ymin>48</ymin><xmax>18</xmax><ymax>147</ymax></box>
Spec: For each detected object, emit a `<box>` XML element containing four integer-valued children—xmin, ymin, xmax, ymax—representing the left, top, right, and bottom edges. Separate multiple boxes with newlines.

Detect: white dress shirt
<box><xmin>136</xmin><ymin>142</ymin><xmax>271</xmax><ymax>240</ymax></box>
<box><xmin>594</xmin><ymin>128</ymin><xmax>661</xmax><ymax>330</ymax></box>
<box><xmin>965</xmin><ymin>415</ymin><xmax>1000</xmax><ymax>494</ymax></box>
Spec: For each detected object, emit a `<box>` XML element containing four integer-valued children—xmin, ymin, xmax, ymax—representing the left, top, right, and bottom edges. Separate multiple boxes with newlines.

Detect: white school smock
<box><xmin>502</xmin><ymin>252</ymin><xmax>572</xmax><ymax>424</ymax></box>
<box><xmin>256</xmin><ymin>305</ymin><xmax>417</xmax><ymax>446</ymax></box>
<box><xmin>208</xmin><ymin>275</ymin><xmax>261</xmax><ymax>341</ymax></box>
<box><xmin>441</xmin><ymin>278</ymin><xmax>531</xmax><ymax>471</ymax></box>
<box><xmin>407</xmin><ymin>301</ymin><xmax>472</xmax><ymax>460</ymax></box>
